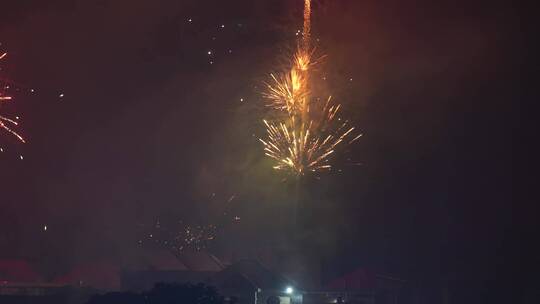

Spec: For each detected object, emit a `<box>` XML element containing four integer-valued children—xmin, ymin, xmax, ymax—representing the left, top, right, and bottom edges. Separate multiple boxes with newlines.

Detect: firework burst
<box><xmin>259</xmin><ymin>0</ymin><xmax>360</xmax><ymax>176</ymax></box>
<box><xmin>260</xmin><ymin>97</ymin><xmax>361</xmax><ymax>174</ymax></box>
<box><xmin>0</xmin><ymin>52</ymin><xmax>25</xmax><ymax>143</ymax></box>
<box><xmin>263</xmin><ymin>69</ymin><xmax>308</xmax><ymax>115</ymax></box>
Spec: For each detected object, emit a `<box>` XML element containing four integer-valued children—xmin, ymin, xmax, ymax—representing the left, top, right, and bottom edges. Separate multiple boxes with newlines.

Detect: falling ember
<box><xmin>0</xmin><ymin>52</ymin><xmax>25</xmax><ymax>143</ymax></box>
<box><xmin>259</xmin><ymin>0</ymin><xmax>360</xmax><ymax>176</ymax></box>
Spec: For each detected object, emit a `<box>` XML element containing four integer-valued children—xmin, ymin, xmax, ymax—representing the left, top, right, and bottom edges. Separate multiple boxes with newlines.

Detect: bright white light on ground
<box><xmin>285</xmin><ymin>287</ymin><xmax>294</xmax><ymax>294</ymax></box>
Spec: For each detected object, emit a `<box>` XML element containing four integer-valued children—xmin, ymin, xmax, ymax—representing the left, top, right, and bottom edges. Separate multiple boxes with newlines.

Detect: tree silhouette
<box><xmin>87</xmin><ymin>291</ymin><xmax>145</xmax><ymax>304</ymax></box>
<box><xmin>86</xmin><ymin>282</ymin><xmax>223</xmax><ymax>304</ymax></box>
<box><xmin>146</xmin><ymin>282</ymin><xmax>223</xmax><ymax>304</ymax></box>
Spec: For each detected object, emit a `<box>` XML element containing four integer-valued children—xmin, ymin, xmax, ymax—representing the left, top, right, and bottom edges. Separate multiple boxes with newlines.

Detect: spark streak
<box><xmin>0</xmin><ymin>52</ymin><xmax>25</xmax><ymax>143</ymax></box>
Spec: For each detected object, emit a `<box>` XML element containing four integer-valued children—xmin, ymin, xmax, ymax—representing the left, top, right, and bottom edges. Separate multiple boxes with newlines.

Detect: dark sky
<box><xmin>0</xmin><ymin>0</ymin><xmax>529</xmax><ymax>301</ymax></box>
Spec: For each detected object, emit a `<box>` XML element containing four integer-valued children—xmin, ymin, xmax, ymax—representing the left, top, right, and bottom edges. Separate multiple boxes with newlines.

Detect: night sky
<box><xmin>0</xmin><ymin>0</ymin><xmax>529</xmax><ymax>301</ymax></box>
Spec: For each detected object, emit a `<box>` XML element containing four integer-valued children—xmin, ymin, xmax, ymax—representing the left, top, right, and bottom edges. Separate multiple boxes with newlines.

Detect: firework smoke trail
<box><xmin>260</xmin><ymin>0</ymin><xmax>360</xmax><ymax>176</ymax></box>
<box><xmin>0</xmin><ymin>52</ymin><xmax>25</xmax><ymax>143</ymax></box>
<box><xmin>303</xmin><ymin>0</ymin><xmax>311</xmax><ymax>51</ymax></box>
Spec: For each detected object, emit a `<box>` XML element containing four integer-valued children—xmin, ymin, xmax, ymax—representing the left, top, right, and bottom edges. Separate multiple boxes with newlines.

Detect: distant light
<box><xmin>285</xmin><ymin>287</ymin><xmax>294</xmax><ymax>294</ymax></box>
<box><xmin>59</xmin><ymin>93</ymin><xmax>64</xmax><ymax>98</ymax></box>
<box><xmin>19</xmin><ymin>155</ymin><xmax>23</xmax><ymax>160</ymax></box>
<box><xmin>240</xmin><ymin>98</ymin><xmax>244</xmax><ymax>102</ymax></box>
<box><xmin>188</xmin><ymin>18</ymin><xmax>192</xmax><ymax>22</ymax></box>
<box><xmin>43</xmin><ymin>225</ymin><xmax>47</xmax><ymax>231</ymax></box>
<box><xmin>220</xmin><ymin>24</ymin><xmax>225</xmax><ymax>28</ymax></box>
<box><xmin>207</xmin><ymin>51</ymin><xmax>212</xmax><ymax>55</ymax></box>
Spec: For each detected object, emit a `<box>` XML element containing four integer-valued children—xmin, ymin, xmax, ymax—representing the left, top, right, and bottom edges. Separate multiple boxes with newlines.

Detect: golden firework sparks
<box><xmin>260</xmin><ymin>97</ymin><xmax>361</xmax><ymax>175</ymax></box>
<box><xmin>263</xmin><ymin>69</ymin><xmax>308</xmax><ymax>114</ymax></box>
<box><xmin>0</xmin><ymin>52</ymin><xmax>25</xmax><ymax>143</ymax></box>
<box><xmin>259</xmin><ymin>0</ymin><xmax>360</xmax><ymax>175</ymax></box>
